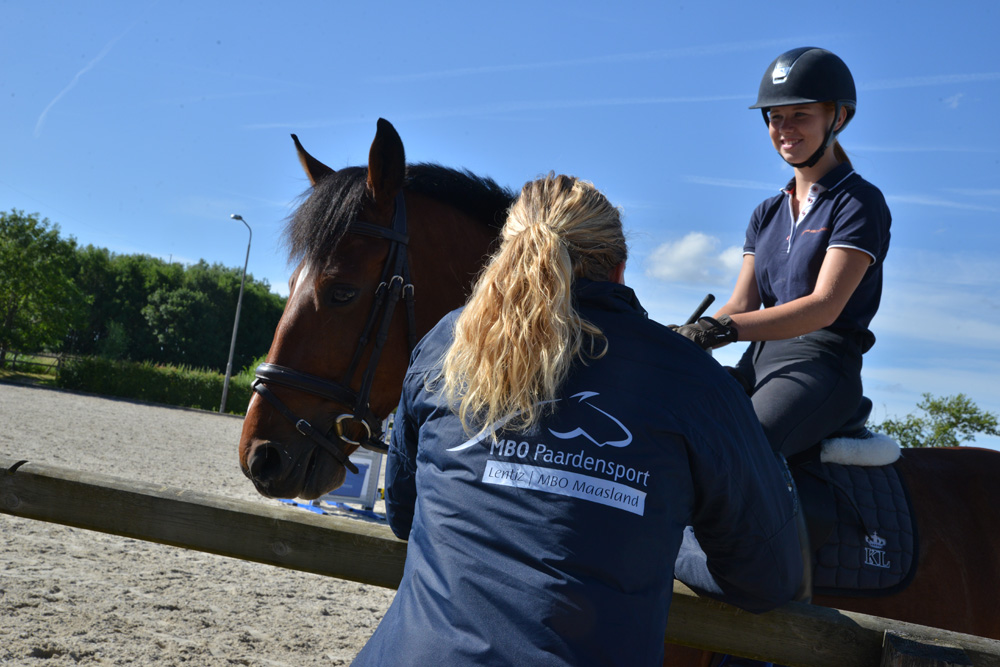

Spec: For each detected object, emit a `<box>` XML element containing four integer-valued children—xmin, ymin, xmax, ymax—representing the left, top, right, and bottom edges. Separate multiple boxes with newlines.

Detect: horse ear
<box><xmin>366</xmin><ymin>118</ymin><xmax>406</xmax><ymax>204</ymax></box>
<box><xmin>291</xmin><ymin>134</ymin><xmax>335</xmax><ymax>187</ymax></box>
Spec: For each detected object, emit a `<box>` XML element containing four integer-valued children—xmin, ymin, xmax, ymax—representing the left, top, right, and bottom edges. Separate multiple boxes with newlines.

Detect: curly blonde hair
<box><xmin>440</xmin><ymin>173</ymin><xmax>627</xmax><ymax>437</ymax></box>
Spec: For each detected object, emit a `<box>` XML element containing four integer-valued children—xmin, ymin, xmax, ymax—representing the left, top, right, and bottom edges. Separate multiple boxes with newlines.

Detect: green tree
<box><xmin>142</xmin><ymin>286</ymin><xmax>213</xmax><ymax>365</ymax></box>
<box><xmin>64</xmin><ymin>243</ymin><xmax>285</xmax><ymax>371</ymax></box>
<box><xmin>0</xmin><ymin>210</ymin><xmax>86</xmax><ymax>363</ymax></box>
<box><xmin>872</xmin><ymin>393</ymin><xmax>1000</xmax><ymax>448</ymax></box>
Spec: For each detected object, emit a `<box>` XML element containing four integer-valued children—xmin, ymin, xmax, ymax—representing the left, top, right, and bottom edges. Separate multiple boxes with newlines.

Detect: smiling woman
<box><xmin>675</xmin><ymin>46</ymin><xmax>893</xmax><ymax>461</ymax></box>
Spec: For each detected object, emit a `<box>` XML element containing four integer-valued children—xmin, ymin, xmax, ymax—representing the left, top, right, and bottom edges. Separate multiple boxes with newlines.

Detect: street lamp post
<box><xmin>220</xmin><ymin>214</ymin><xmax>252</xmax><ymax>414</ymax></box>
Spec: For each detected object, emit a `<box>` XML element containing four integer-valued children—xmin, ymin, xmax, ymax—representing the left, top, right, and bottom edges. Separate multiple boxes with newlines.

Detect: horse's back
<box><xmin>813</xmin><ymin>446</ymin><xmax>1000</xmax><ymax>639</ymax></box>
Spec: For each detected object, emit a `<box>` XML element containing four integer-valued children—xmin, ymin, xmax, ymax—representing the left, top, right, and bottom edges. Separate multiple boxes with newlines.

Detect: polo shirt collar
<box><xmin>782</xmin><ymin>162</ymin><xmax>856</xmax><ymax>196</ymax></box>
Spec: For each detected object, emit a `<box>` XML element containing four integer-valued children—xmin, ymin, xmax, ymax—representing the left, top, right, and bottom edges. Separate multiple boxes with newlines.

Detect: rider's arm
<box><xmin>719</xmin><ymin>247</ymin><xmax>870</xmax><ymax>341</ymax></box>
<box><xmin>730</xmin><ymin>248</ymin><xmax>871</xmax><ymax>341</ymax></box>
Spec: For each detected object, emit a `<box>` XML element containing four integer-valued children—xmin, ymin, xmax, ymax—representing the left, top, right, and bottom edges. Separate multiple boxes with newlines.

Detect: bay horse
<box><xmin>238</xmin><ymin>119</ymin><xmax>1000</xmax><ymax>662</ymax></box>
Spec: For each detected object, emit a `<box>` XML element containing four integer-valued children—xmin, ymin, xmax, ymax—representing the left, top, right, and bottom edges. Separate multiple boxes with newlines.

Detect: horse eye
<box><xmin>328</xmin><ymin>285</ymin><xmax>359</xmax><ymax>305</ymax></box>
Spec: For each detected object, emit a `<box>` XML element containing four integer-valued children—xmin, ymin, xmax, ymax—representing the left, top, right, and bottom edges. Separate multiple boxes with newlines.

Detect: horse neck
<box><xmin>404</xmin><ymin>193</ymin><xmax>500</xmax><ymax>333</ymax></box>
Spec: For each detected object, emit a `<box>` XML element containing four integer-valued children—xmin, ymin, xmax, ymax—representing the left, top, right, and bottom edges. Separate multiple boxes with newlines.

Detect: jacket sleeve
<box><xmin>674</xmin><ymin>385</ymin><xmax>803</xmax><ymax>613</ymax></box>
<box><xmin>384</xmin><ymin>374</ymin><xmax>419</xmax><ymax>540</ymax></box>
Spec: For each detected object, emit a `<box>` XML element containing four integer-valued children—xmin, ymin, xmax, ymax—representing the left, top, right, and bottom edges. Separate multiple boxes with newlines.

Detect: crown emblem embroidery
<box><xmin>865</xmin><ymin>532</ymin><xmax>887</xmax><ymax>549</ymax></box>
<box><xmin>863</xmin><ymin>531</ymin><xmax>890</xmax><ymax>569</ymax></box>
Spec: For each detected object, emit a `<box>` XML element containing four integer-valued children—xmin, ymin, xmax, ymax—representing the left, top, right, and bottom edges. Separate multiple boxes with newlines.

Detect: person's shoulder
<box><xmin>407</xmin><ymin>308</ymin><xmax>462</xmax><ymax>372</ymax></box>
<box><xmin>606</xmin><ymin>318</ymin><xmax>738</xmax><ymax>387</ymax></box>
<box><xmin>753</xmin><ymin>189</ymin><xmax>785</xmax><ymax>213</ymax></box>
<box><xmin>836</xmin><ymin>170</ymin><xmax>889</xmax><ymax>208</ymax></box>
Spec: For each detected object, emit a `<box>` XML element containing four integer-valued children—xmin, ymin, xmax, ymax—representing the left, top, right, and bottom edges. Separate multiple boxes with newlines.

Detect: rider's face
<box><xmin>766</xmin><ymin>103</ymin><xmax>836</xmax><ymax>164</ymax></box>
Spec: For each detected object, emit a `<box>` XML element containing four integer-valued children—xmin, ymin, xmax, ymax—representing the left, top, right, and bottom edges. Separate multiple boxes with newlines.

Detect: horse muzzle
<box><xmin>242</xmin><ymin>436</ymin><xmax>348</xmax><ymax>500</ymax></box>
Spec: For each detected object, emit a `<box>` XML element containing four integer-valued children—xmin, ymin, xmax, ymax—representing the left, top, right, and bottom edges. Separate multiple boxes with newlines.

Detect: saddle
<box><xmin>788</xmin><ymin>398</ymin><xmax>918</xmax><ymax>597</ymax></box>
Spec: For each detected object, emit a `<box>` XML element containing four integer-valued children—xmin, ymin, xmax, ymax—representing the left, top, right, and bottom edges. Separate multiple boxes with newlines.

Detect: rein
<box><xmin>252</xmin><ymin>191</ymin><xmax>416</xmax><ymax>475</ymax></box>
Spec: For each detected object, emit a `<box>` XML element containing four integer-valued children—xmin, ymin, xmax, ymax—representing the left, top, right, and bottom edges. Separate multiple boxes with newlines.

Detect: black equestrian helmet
<box><xmin>750</xmin><ymin>46</ymin><xmax>857</xmax><ymax>129</ymax></box>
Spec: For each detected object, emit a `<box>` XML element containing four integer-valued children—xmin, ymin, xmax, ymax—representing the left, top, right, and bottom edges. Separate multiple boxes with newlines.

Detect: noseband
<box><xmin>252</xmin><ymin>192</ymin><xmax>417</xmax><ymax>475</ymax></box>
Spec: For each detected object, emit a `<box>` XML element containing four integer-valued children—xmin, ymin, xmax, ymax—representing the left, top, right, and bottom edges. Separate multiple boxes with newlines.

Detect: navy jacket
<box><xmin>353</xmin><ymin>280</ymin><xmax>801</xmax><ymax>667</ymax></box>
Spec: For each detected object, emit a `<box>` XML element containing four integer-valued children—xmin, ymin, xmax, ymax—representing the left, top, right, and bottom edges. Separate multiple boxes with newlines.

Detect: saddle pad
<box><xmin>812</xmin><ymin>462</ymin><xmax>917</xmax><ymax>596</ymax></box>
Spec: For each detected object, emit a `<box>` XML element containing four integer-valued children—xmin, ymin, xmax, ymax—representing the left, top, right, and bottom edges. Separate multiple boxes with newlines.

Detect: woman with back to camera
<box><xmin>352</xmin><ymin>174</ymin><xmax>802</xmax><ymax>666</ymax></box>
<box><xmin>674</xmin><ymin>47</ymin><xmax>892</xmax><ymax>458</ymax></box>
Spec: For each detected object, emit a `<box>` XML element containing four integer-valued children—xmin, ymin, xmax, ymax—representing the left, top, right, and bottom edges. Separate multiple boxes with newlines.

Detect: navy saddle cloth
<box><xmin>792</xmin><ymin>458</ymin><xmax>918</xmax><ymax>597</ymax></box>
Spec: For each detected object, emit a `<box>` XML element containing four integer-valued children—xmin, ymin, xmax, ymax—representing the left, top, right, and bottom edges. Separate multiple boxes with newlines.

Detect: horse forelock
<box><xmin>285</xmin><ymin>166</ymin><xmax>369</xmax><ymax>267</ymax></box>
<box><xmin>284</xmin><ymin>163</ymin><xmax>514</xmax><ymax>267</ymax></box>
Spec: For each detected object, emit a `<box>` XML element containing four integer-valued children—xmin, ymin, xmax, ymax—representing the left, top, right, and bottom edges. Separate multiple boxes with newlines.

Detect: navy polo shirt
<box><xmin>744</xmin><ymin>163</ymin><xmax>891</xmax><ymax>336</ymax></box>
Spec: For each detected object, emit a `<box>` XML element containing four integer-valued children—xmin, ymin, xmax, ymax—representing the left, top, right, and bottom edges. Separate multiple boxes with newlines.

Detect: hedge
<box><xmin>56</xmin><ymin>356</ymin><xmax>254</xmax><ymax>415</ymax></box>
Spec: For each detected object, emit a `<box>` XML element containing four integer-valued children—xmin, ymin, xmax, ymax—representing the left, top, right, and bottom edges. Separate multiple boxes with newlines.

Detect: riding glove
<box><xmin>671</xmin><ymin>315</ymin><xmax>738</xmax><ymax>351</ymax></box>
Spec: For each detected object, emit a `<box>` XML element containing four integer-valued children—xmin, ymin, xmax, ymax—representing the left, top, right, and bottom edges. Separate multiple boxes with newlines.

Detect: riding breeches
<box><xmin>733</xmin><ymin>329</ymin><xmax>866</xmax><ymax>458</ymax></box>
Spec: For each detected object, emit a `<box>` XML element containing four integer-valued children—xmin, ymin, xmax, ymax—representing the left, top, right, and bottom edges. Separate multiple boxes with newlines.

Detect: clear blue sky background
<box><xmin>4</xmin><ymin>1</ymin><xmax>999</xmax><ymax>447</ymax></box>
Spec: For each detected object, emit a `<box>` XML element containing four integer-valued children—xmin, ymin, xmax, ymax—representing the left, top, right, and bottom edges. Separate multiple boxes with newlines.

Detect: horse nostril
<box><xmin>248</xmin><ymin>444</ymin><xmax>285</xmax><ymax>483</ymax></box>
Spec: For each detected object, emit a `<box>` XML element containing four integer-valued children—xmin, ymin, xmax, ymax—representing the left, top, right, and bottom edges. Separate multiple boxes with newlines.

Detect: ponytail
<box><xmin>440</xmin><ymin>174</ymin><xmax>627</xmax><ymax>438</ymax></box>
<box><xmin>822</xmin><ymin>102</ymin><xmax>854</xmax><ymax>168</ymax></box>
<box><xmin>832</xmin><ymin>139</ymin><xmax>853</xmax><ymax>168</ymax></box>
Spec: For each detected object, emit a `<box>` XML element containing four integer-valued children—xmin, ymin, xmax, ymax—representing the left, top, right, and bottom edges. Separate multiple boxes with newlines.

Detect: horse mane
<box><xmin>285</xmin><ymin>163</ymin><xmax>515</xmax><ymax>266</ymax></box>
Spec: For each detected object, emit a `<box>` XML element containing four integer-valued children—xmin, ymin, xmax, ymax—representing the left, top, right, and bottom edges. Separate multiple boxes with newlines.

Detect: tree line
<box><xmin>4</xmin><ymin>209</ymin><xmax>998</xmax><ymax>446</ymax></box>
<box><xmin>1</xmin><ymin>209</ymin><xmax>285</xmax><ymax>372</ymax></box>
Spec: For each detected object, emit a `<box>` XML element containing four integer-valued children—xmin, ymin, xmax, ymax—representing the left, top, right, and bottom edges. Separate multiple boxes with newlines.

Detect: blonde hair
<box><xmin>440</xmin><ymin>173</ymin><xmax>627</xmax><ymax>437</ymax></box>
<box><xmin>823</xmin><ymin>101</ymin><xmax>854</xmax><ymax>168</ymax></box>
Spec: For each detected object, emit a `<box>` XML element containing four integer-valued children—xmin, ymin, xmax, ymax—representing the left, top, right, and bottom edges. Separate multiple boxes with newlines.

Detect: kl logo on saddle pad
<box><xmin>864</xmin><ymin>531</ymin><xmax>890</xmax><ymax>569</ymax></box>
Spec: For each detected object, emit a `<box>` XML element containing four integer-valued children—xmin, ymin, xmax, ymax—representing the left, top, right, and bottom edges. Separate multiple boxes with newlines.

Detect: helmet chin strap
<box><xmin>786</xmin><ymin>102</ymin><xmax>843</xmax><ymax>170</ymax></box>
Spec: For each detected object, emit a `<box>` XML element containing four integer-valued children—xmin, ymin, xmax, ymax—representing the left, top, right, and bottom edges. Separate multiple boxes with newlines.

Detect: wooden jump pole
<box><xmin>4</xmin><ymin>456</ymin><xmax>1000</xmax><ymax>666</ymax></box>
<box><xmin>0</xmin><ymin>456</ymin><xmax>406</xmax><ymax>589</ymax></box>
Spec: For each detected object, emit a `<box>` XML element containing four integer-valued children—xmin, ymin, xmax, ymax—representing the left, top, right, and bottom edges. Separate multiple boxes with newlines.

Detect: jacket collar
<box><xmin>574</xmin><ymin>278</ymin><xmax>647</xmax><ymax>317</ymax></box>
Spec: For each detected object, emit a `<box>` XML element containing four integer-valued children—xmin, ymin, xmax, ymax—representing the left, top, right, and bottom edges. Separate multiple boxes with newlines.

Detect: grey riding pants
<box><xmin>733</xmin><ymin>328</ymin><xmax>867</xmax><ymax>458</ymax></box>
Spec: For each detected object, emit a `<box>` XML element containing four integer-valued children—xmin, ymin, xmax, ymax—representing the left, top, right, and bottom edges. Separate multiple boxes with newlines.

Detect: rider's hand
<box><xmin>670</xmin><ymin>315</ymin><xmax>738</xmax><ymax>351</ymax></box>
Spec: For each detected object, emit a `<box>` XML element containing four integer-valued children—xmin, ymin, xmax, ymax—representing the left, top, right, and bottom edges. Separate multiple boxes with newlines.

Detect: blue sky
<box><xmin>4</xmin><ymin>1</ymin><xmax>999</xmax><ymax>447</ymax></box>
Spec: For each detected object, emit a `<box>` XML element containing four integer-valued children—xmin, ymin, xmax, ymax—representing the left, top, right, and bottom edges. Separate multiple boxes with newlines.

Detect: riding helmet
<box><xmin>750</xmin><ymin>47</ymin><xmax>857</xmax><ymax>168</ymax></box>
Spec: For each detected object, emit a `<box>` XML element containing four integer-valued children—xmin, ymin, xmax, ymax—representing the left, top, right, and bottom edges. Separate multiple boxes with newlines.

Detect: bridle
<box><xmin>252</xmin><ymin>192</ymin><xmax>416</xmax><ymax>475</ymax></box>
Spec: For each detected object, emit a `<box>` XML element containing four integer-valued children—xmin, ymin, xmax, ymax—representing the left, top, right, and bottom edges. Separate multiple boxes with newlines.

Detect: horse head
<box><xmin>239</xmin><ymin>119</ymin><xmax>512</xmax><ymax>499</ymax></box>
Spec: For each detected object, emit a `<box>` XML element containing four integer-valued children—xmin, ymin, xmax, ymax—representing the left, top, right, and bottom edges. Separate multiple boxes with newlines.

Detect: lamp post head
<box><xmin>230</xmin><ymin>214</ymin><xmax>244</xmax><ymax>221</ymax></box>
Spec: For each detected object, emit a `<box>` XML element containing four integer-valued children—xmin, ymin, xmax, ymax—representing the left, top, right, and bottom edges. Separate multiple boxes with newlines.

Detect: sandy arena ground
<box><xmin>0</xmin><ymin>382</ymin><xmax>395</xmax><ymax>666</ymax></box>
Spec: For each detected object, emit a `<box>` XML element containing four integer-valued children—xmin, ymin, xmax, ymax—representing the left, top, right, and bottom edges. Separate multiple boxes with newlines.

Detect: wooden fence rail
<box><xmin>1</xmin><ymin>351</ymin><xmax>64</xmax><ymax>374</ymax></box>
<box><xmin>3</xmin><ymin>456</ymin><xmax>1000</xmax><ymax>666</ymax></box>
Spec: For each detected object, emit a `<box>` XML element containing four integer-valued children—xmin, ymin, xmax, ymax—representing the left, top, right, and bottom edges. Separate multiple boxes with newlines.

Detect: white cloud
<box><xmin>942</xmin><ymin>93</ymin><xmax>965</xmax><ymax>109</ymax></box>
<box><xmin>245</xmin><ymin>95</ymin><xmax>749</xmax><ymax>131</ymax></box>
<box><xmin>370</xmin><ymin>37</ymin><xmax>807</xmax><ymax>83</ymax></box>
<box><xmin>644</xmin><ymin>232</ymin><xmax>742</xmax><ymax>285</ymax></box>
<box><xmin>861</xmin><ymin>72</ymin><xmax>1000</xmax><ymax>91</ymax></box>
<box><xmin>944</xmin><ymin>188</ymin><xmax>1000</xmax><ymax>197</ymax></box>
<box><xmin>33</xmin><ymin>7</ymin><xmax>153</xmax><ymax>137</ymax></box>
<box><xmin>681</xmin><ymin>175</ymin><xmax>777</xmax><ymax>192</ymax></box>
<box><xmin>872</xmin><ymin>249</ymin><xmax>1000</xmax><ymax>350</ymax></box>
<box><xmin>884</xmin><ymin>194</ymin><xmax>1000</xmax><ymax>213</ymax></box>
<box><xmin>852</xmin><ymin>145</ymin><xmax>996</xmax><ymax>154</ymax></box>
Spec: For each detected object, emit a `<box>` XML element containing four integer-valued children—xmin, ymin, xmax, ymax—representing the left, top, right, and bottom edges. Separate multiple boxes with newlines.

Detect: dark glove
<box><xmin>670</xmin><ymin>315</ymin><xmax>738</xmax><ymax>350</ymax></box>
